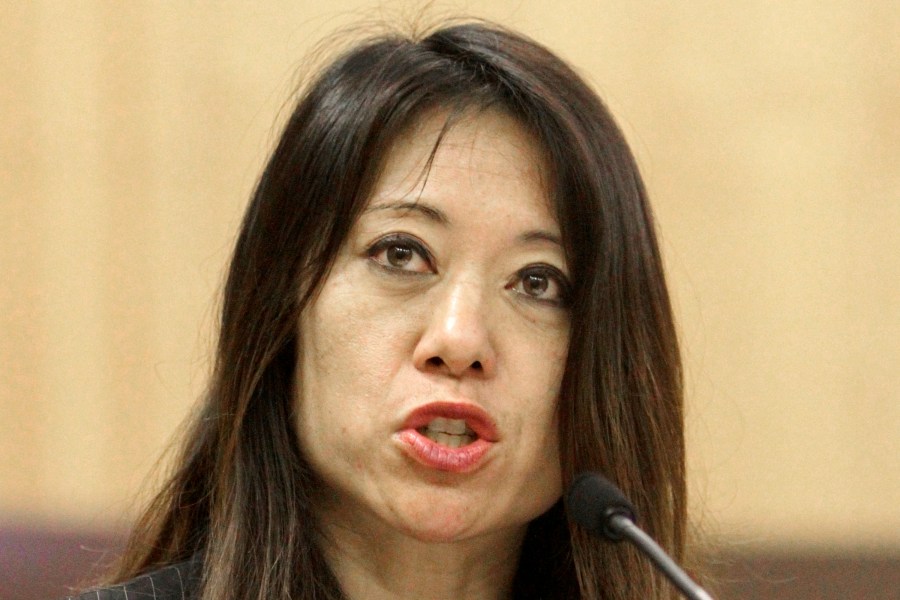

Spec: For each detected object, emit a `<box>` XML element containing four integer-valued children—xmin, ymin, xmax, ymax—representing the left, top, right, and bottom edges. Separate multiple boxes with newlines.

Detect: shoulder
<box><xmin>60</xmin><ymin>558</ymin><xmax>200</xmax><ymax>600</ymax></box>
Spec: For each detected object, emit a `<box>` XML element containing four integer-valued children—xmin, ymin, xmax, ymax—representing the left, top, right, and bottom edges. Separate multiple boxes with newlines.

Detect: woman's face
<box><xmin>295</xmin><ymin>110</ymin><xmax>569</xmax><ymax>544</ymax></box>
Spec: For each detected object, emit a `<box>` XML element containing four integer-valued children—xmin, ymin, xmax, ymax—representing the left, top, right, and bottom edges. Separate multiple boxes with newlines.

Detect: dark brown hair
<box><xmin>112</xmin><ymin>21</ymin><xmax>686</xmax><ymax>600</ymax></box>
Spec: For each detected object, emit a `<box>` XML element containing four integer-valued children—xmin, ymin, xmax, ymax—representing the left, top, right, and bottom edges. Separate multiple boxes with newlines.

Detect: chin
<box><xmin>402</xmin><ymin>521</ymin><xmax>505</xmax><ymax>545</ymax></box>
<box><xmin>388</xmin><ymin>491</ymin><xmax>531</xmax><ymax>545</ymax></box>
<box><xmin>395</xmin><ymin>502</ymin><xmax>476</xmax><ymax>542</ymax></box>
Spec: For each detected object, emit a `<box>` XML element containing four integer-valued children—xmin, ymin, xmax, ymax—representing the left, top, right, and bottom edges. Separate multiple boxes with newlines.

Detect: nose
<box><xmin>412</xmin><ymin>277</ymin><xmax>497</xmax><ymax>379</ymax></box>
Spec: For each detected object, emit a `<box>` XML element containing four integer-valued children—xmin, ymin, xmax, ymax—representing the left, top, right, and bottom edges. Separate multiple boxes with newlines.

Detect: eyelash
<box><xmin>511</xmin><ymin>264</ymin><xmax>571</xmax><ymax>308</ymax></box>
<box><xmin>366</xmin><ymin>234</ymin><xmax>434</xmax><ymax>275</ymax></box>
<box><xmin>365</xmin><ymin>234</ymin><xmax>570</xmax><ymax>308</ymax></box>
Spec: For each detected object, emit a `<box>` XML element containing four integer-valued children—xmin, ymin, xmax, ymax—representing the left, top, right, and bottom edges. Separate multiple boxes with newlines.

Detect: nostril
<box><xmin>422</xmin><ymin>356</ymin><xmax>486</xmax><ymax>375</ymax></box>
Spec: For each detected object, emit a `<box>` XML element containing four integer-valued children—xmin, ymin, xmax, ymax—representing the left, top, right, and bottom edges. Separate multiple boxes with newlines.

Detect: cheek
<box><xmin>521</xmin><ymin>333</ymin><xmax>567</xmax><ymax>479</ymax></box>
<box><xmin>301</xmin><ymin>288</ymin><xmax>383</xmax><ymax>380</ymax></box>
<box><xmin>521</xmin><ymin>332</ymin><xmax>568</xmax><ymax>411</ymax></box>
<box><xmin>295</xmin><ymin>283</ymin><xmax>416</xmax><ymax>437</ymax></box>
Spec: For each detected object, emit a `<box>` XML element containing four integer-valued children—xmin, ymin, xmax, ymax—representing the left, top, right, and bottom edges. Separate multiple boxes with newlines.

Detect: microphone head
<box><xmin>566</xmin><ymin>472</ymin><xmax>637</xmax><ymax>542</ymax></box>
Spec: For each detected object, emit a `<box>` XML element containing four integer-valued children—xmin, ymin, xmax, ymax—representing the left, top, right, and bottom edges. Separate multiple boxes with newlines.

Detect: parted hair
<box><xmin>111</xmin><ymin>20</ymin><xmax>687</xmax><ymax>600</ymax></box>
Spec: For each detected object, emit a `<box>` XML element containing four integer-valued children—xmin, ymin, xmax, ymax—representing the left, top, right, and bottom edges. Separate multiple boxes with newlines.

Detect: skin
<box><xmin>295</xmin><ymin>109</ymin><xmax>570</xmax><ymax>600</ymax></box>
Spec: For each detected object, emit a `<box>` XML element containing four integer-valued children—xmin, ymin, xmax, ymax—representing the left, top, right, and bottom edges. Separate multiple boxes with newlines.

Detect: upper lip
<box><xmin>401</xmin><ymin>401</ymin><xmax>499</xmax><ymax>442</ymax></box>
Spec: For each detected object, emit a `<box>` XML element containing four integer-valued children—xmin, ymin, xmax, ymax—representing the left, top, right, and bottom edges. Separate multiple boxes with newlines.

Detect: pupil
<box><xmin>387</xmin><ymin>245</ymin><xmax>412</xmax><ymax>266</ymax></box>
<box><xmin>525</xmin><ymin>273</ymin><xmax>548</xmax><ymax>295</ymax></box>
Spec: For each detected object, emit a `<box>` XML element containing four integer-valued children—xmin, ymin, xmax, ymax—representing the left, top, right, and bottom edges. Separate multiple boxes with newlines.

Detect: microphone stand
<box><xmin>609</xmin><ymin>514</ymin><xmax>714</xmax><ymax>600</ymax></box>
<box><xmin>567</xmin><ymin>472</ymin><xmax>716</xmax><ymax>600</ymax></box>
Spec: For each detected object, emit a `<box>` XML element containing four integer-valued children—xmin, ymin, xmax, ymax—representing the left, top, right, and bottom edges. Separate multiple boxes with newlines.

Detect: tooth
<box><xmin>429</xmin><ymin>417</ymin><xmax>449</xmax><ymax>432</ymax></box>
<box><xmin>445</xmin><ymin>419</ymin><xmax>467</xmax><ymax>435</ymax></box>
<box><xmin>425</xmin><ymin>429</ymin><xmax>441</xmax><ymax>443</ymax></box>
<box><xmin>448</xmin><ymin>435</ymin><xmax>463</xmax><ymax>448</ymax></box>
<box><xmin>436</xmin><ymin>432</ymin><xmax>453</xmax><ymax>446</ymax></box>
<box><xmin>426</xmin><ymin>417</ymin><xmax>469</xmax><ymax>435</ymax></box>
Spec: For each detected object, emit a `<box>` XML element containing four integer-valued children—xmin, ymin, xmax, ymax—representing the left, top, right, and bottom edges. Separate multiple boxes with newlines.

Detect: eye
<box><xmin>367</xmin><ymin>234</ymin><xmax>433</xmax><ymax>274</ymax></box>
<box><xmin>509</xmin><ymin>265</ymin><xmax>570</xmax><ymax>307</ymax></box>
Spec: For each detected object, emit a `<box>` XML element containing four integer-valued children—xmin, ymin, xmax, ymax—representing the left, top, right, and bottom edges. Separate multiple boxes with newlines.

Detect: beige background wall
<box><xmin>2</xmin><ymin>1</ymin><xmax>897</xmax><ymax>554</ymax></box>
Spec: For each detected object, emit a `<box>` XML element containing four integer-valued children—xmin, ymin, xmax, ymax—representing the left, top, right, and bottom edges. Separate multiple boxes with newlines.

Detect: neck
<box><xmin>318</xmin><ymin>518</ymin><xmax>526</xmax><ymax>600</ymax></box>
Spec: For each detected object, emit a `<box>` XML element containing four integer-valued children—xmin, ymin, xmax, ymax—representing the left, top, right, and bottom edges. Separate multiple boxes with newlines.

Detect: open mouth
<box><xmin>397</xmin><ymin>402</ymin><xmax>497</xmax><ymax>472</ymax></box>
<box><xmin>417</xmin><ymin>417</ymin><xmax>477</xmax><ymax>448</ymax></box>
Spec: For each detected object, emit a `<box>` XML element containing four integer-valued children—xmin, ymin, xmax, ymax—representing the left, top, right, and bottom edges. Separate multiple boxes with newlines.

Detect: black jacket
<box><xmin>61</xmin><ymin>559</ymin><xmax>199</xmax><ymax>600</ymax></box>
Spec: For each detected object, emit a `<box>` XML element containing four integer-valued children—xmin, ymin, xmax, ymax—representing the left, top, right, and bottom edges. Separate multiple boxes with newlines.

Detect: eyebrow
<box><xmin>364</xmin><ymin>201</ymin><xmax>450</xmax><ymax>225</ymax></box>
<box><xmin>365</xmin><ymin>200</ymin><xmax>563</xmax><ymax>248</ymax></box>
<box><xmin>518</xmin><ymin>229</ymin><xmax>562</xmax><ymax>248</ymax></box>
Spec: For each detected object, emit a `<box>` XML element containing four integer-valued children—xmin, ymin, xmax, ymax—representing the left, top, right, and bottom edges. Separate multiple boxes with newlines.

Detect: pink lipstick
<box><xmin>396</xmin><ymin>402</ymin><xmax>498</xmax><ymax>473</ymax></box>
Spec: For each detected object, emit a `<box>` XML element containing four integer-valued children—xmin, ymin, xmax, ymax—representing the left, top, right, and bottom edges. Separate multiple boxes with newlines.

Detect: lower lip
<box><xmin>396</xmin><ymin>429</ymin><xmax>494</xmax><ymax>473</ymax></box>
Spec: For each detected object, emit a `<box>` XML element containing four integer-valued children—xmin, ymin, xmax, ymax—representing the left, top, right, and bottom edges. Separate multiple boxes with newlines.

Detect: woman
<box><xmin>68</xmin><ymin>20</ymin><xmax>688</xmax><ymax>600</ymax></box>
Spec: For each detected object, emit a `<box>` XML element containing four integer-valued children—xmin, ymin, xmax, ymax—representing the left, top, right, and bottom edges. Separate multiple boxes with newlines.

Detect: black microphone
<box><xmin>567</xmin><ymin>472</ymin><xmax>715</xmax><ymax>600</ymax></box>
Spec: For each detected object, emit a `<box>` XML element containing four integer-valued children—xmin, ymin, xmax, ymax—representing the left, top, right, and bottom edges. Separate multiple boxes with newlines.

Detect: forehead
<box><xmin>369</xmin><ymin>109</ymin><xmax>555</xmax><ymax>225</ymax></box>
